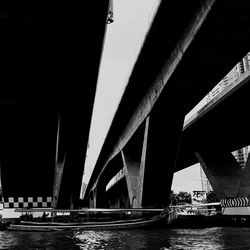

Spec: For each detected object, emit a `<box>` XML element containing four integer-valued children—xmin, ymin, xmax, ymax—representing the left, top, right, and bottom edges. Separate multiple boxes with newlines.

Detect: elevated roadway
<box><xmin>84</xmin><ymin>0</ymin><xmax>250</xmax><ymax>207</ymax></box>
<box><xmin>0</xmin><ymin>2</ymin><xmax>110</xmax><ymax>208</ymax></box>
<box><xmin>176</xmin><ymin>68</ymin><xmax>250</xmax><ymax>172</ymax></box>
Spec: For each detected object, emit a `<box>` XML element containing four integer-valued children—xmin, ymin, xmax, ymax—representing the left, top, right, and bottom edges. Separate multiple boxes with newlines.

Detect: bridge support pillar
<box><xmin>236</xmin><ymin>153</ymin><xmax>250</xmax><ymax>197</ymax></box>
<box><xmin>52</xmin><ymin>116</ymin><xmax>65</xmax><ymax>208</ymax></box>
<box><xmin>92</xmin><ymin>181</ymin><xmax>108</xmax><ymax>208</ymax></box>
<box><xmin>141</xmin><ymin>104</ymin><xmax>185</xmax><ymax>207</ymax></box>
<box><xmin>53</xmin><ymin>109</ymin><xmax>88</xmax><ymax>209</ymax></box>
<box><xmin>119</xmin><ymin>105</ymin><xmax>185</xmax><ymax>208</ymax></box>
<box><xmin>195</xmin><ymin>150</ymin><xmax>243</xmax><ymax>199</ymax></box>
<box><xmin>52</xmin><ymin>161</ymin><xmax>65</xmax><ymax>208</ymax></box>
<box><xmin>122</xmin><ymin>151</ymin><xmax>141</xmax><ymax>208</ymax></box>
<box><xmin>196</xmin><ymin>149</ymin><xmax>250</xmax><ymax>215</ymax></box>
<box><xmin>89</xmin><ymin>189</ymin><xmax>97</xmax><ymax>208</ymax></box>
<box><xmin>121</xmin><ymin>117</ymin><xmax>149</xmax><ymax>208</ymax></box>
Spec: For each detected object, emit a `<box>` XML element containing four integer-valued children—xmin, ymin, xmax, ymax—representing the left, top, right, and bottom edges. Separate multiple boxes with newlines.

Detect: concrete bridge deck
<box><xmin>177</xmin><ymin>66</ymin><xmax>250</xmax><ymax>172</ymax></box>
<box><xmin>84</xmin><ymin>0</ymin><xmax>250</xmax><ymax>208</ymax></box>
<box><xmin>0</xmin><ymin>1</ymin><xmax>110</xmax><ymax>209</ymax></box>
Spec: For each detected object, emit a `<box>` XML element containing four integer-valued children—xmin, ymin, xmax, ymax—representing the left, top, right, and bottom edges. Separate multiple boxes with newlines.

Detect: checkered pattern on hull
<box><xmin>2</xmin><ymin>197</ymin><xmax>52</xmax><ymax>209</ymax></box>
<box><xmin>220</xmin><ymin>197</ymin><xmax>250</xmax><ymax>207</ymax></box>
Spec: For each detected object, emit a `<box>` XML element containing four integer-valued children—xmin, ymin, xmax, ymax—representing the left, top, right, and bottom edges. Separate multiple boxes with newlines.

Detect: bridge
<box><xmin>178</xmin><ymin>58</ymin><xmax>250</xmax><ymax>173</ymax></box>
<box><xmin>1</xmin><ymin>0</ymin><xmax>250</xmax><ymax>215</ymax></box>
<box><xmin>0</xmin><ymin>1</ymin><xmax>111</xmax><ymax>210</ymax></box>
<box><xmin>176</xmin><ymin>57</ymin><xmax>250</xmax><ymax>215</ymax></box>
<box><xmin>82</xmin><ymin>0</ymin><xmax>250</xmax><ymax>210</ymax></box>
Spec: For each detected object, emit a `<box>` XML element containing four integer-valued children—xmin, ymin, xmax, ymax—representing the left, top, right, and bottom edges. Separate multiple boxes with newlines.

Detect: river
<box><xmin>1</xmin><ymin>227</ymin><xmax>250</xmax><ymax>249</ymax></box>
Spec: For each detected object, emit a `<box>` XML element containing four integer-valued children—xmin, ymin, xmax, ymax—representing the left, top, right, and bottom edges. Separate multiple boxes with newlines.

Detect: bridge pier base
<box><xmin>121</xmin><ymin>117</ymin><xmax>149</xmax><ymax>208</ymax></box>
<box><xmin>88</xmin><ymin>102</ymin><xmax>185</xmax><ymax>209</ymax></box>
<box><xmin>195</xmin><ymin>150</ymin><xmax>242</xmax><ymax>199</ymax></box>
<box><xmin>122</xmin><ymin>151</ymin><xmax>142</xmax><ymax>208</ymax></box>
<box><xmin>196</xmin><ymin>149</ymin><xmax>250</xmax><ymax>216</ymax></box>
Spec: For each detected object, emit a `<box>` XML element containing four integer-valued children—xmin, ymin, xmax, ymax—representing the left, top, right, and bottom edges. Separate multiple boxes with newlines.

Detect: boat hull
<box><xmin>7</xmin><ymin>216</ymin><xmax>165</xmax><ymax>232</ymax></box>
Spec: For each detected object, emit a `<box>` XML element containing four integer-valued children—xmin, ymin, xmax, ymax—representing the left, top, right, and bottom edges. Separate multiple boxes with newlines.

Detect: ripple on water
<box><xmin>2</xmin><ymin>227</ymin><xmax>250</xmax><ymax>249</ymax></box>
<box><xmin>73</xmin><ymin>230</ymin><xmax>112</xmax><ymax>249</ymax></box>
<box><xmin>0</xmin><ymin>231</ymin><xmax>78</xmax><ymax>250</ymax></box>
<box><xmin>72</xmin><ymin>229</ymin><xmax>172</xmax><ymax>249</ymax></box>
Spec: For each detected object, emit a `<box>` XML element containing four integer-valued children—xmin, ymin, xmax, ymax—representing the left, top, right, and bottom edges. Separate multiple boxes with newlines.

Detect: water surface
<box><xmin>1</xmin><ymin>227</ymin><xmax>250</xmax><ymax>249</ymax></box>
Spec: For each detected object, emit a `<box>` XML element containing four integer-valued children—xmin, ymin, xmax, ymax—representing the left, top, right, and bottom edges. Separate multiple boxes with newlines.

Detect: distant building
<box><xmin>232</xmin><ymin>146</ymin><xmax>250</xmax><ymax>168</ymax></box>
<box><xmin>192</xmin><ymin>190</ymin><xmax>207</xmax><ymax>204</ymax></box>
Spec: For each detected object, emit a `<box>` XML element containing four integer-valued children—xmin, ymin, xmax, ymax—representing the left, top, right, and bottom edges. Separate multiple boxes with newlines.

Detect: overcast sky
<box><xmin>171</xmin><ymin>164</ymin><xmax>202</xmax><ymax>193</ymax></box>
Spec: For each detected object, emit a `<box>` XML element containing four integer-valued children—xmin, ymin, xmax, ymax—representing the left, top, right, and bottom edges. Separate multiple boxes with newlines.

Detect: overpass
<box><xmin>0</xmin><ymin>1</ymin><xmax>111</xmax><ymax>210</ymax></box>
<box><xmin>83</xmin><ymin>0</ymin><xmax>250</xmax><ymax>208</ymax></box>
<box><xmin>175</xmin><ymin>58</ymin><xmax>250</xmax><ymax>212</ymax></box>
<box><xmin>177</xmin><ymin>59</ymin><xmax>250</xmax><ymax>173</ymax></box>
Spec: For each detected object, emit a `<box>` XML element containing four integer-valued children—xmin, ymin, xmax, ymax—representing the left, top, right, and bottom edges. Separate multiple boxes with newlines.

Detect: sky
<box><xmin>171</xmin><ymin>164</ymin><xmax>202</xmax><ymax>193</ymax></box>
<box><xmin>81</xmin><ymin>0</ymin><xmax>203</xmax><ymax>196</ymax></box>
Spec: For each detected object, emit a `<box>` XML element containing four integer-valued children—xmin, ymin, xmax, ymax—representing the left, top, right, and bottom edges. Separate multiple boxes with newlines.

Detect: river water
<box><xmin>1</xmin><ymin>227</ymin><xmax>250</xmax><ymax>249</ymax></box>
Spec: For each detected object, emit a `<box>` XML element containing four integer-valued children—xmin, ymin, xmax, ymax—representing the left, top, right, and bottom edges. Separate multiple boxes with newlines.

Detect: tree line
<box><xmin>169</xmin><ymin>190</ymin><xmax>219</xmax><ymax>205</ymax></box>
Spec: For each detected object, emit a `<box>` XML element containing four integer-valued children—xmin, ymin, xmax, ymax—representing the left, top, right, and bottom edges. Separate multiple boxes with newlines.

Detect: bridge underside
<box><xmin>84</xmin><ymin>0</ymin><xmax>250</xmax><ymax>208</ymax></box>
<box><xmin>0</xmin><ymin>2</ymin><xmax>109</xmax><ymax>208</ymax></box>
<box><xmin>177</xmin><ymin>71</ymin><xmax>250</xmax><ymax>172</ymax></box>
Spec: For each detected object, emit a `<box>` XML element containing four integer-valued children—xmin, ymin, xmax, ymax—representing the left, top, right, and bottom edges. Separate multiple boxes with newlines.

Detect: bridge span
<box><xmin>83</xmin><ymin>0</ymin><xmax>250</xmax><ymax>209</ymax></box>
<box><xmin>176</xmin><ymin>57</ymin><xmax>250</xmax><ymax>215</ymax></box>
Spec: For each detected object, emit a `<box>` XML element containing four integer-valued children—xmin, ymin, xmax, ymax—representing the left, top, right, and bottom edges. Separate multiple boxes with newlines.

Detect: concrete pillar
<box><xmin>52</xmin><ymin>161</ymin><xmax>65</xmax><ymax>208</ymax></box>
<box><xmin>196</xmin><ymin>148</ymin><xmax>250</xmax><ymax>216</ymax></box>
<box><xmin>141</xmin><ymin>99</ymin><xmax>185</xmax><ymax>208</ymax></box>
<box><xmin>121</xmin><ymin>117</ymin><xmax>149</xmax><ymax>208</ymax></box>
<box><xmin>138</xmin><ymin>117</ymin><xmax>149</xmax><ymax>205</ymax></box>
<box><xmin>122</xmin><ymin>151</ymin><xmax>141</xmax><ymax>208</ymax></box>
<box><xmin>87</xmin><ymin>190</ymin><xmax>96</xmax><ymax>208</ymax></box>
<box><xmin>195</xmin><ymin>150</ymin><xmax>242</xmax><ymax>199</ymax></box>
<box><xmin>237</xmin><ymin>152</ymin><xmax>250</xmax><ymax>197</ymax></box>
<box><xmin>54</xmin><ymin>109</ymin><xmax>86</xmax><ymax>209</ymax></box>
<box><xmin>94</xmin><ymin>182</ymin><xmax>108</xmax><ymax>208</ymax></box>
<box><xmin>52</xmin><ymin>115</ymin><xmax>66</xmax><ymax>208</ymax></box>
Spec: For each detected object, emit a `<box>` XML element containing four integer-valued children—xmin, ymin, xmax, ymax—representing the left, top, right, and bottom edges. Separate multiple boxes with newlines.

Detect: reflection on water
<box><xmin>73</xmin><ymin>231</ymin><xmax>112</xmax><ymax>249</ymax></box>
<box><xmin>72</xmin><ymin>230</ymin><xmax>171</xmax><ymax>249</ymax></box>
<box><xmin>1</xmin><ymin>227</ymin><xmax>250</xmax><ymax>249</ymax></box>
<box><xmin>168</xmin><ymin>228</ymin><xmax>223</xmax><ymax>250</ymax></box>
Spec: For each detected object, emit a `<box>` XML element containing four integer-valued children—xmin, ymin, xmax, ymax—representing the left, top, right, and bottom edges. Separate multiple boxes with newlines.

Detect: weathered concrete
<box><xmin>52</xmin><ymin>162</ymin><xmax>65</xmax><ymax>208</ymax></box>
<box><xmin>196</xmin><ymin>151</ymin><xmax>243</xmax><ymax>199</ymax></box>
<box><xmin>52</xmin><ymin>116</ymin><xmax>65</xmax><ymax>208</ymax></box>
<box><xmin>106</xmin><ymin>177</ymin><xmax>130</xmax><ymax>208</ymax></box>
<box><xmin>141</xmin><ymin>100</ymin><xmax>185</xmax><ymax>207</ymax></box>
<box><xmin>237</xmin><ymin>154</ymin><xmax>250</xmax><ymax>197</ymax></box>
<box><xmin>88</xmin><ymin>190</ymin><xmax>96</xmax><ymax>208</ymax></box>
<box><xmin>138</xmin><ymin>117</ymin><xmax>150</xmax><ymax>205</ymax></box>
<box><xmin>120</xmin><ymin>117</ymin><xmax>150</xmax><ymax>208</ymax></box>
<box><xmin>106</xmin><ymin>0</ymin><xmax>216</xmax><ymax>167</ymax></box>
<box><xmin>122</xmin><ymin>151</ymin><xmax>141</xmax><ymax>208</ymax></box>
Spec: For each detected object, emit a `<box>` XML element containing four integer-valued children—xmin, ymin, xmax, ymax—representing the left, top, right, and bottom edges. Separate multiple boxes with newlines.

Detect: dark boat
<box><xmin>7</xmin><ymin>208</ymin><xmax>167</xmax><ymax>232</ymax></box>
